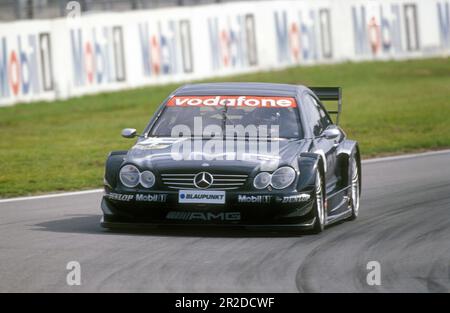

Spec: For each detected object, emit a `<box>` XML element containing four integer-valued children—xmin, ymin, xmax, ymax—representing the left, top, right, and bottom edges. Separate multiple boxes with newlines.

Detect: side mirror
<box><xmin>322</xmin><ymin>127</ymin><xmax>340</xmax><ymax>140</ymax></box>
<box><xmin>121</xmin><ymin>128</ymin><xmax>137</xmax><ymax>139</ymax></box>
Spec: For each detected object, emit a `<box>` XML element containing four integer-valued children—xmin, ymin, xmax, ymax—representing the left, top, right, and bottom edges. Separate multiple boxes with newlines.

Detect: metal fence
<box><xmin>0</xmin><ymin>0</ymin><xmax>271</xmax><ymax>21</ymax></box>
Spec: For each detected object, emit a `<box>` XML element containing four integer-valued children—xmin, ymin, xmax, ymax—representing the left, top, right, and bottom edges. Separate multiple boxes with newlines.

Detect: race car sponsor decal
<box><xmin>238</xmin><ymin>195</ymin><xmax>271</xmax><ymax>203</ymax></box>
<box><xmin>275</xmin><ymin>194</ymin><xmax>311</xmax><ymax>203</ymax></box>
<box><xmin>167</xmin><ymin>96</ymin><xmax>297</xmax><ymax>108</ymax></box>
<box><xmin>133</xmin><ymin>144</ymin><xmax>170</xmax><ymax>150</ymax></box>
<box><xmin>135</xmin><ymin>194</ymin><xmax>168</xmax><ymax>202</ymax></box>
<box><xmin>166</xmin><ymin>211</ymin><xmax>241</xmax><ymax>221</ymax></box>
<box><xmin>106</xmin><ymin>192</ymin><xmax>168</xmax><ymax>202</ymax></box>
<box><xmin>179</xmin><ymin>190</ymin><xmax>225</xmax><ymax>204</ymax></box>
<box><xmin>132</xmin><ymin>137</ymin><xmax>184</xmax><ymax>150</ymax></box>
<box><xmin>107</xmin><ymin>193</ymin><xmax>134</xmax><ymax>201</ymax></box>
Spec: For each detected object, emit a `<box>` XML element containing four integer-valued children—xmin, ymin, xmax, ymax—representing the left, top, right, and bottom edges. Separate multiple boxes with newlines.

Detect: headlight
<box><xmin>140</xmin><ymin>170</ymin><xmax>155</xmax><ymax>188</ymax></box>
<box><xmin>270</xmin><ymin>166</ymin><xmax>296</xmax><ymax>189</ymax></box>
<box><xmin>119</xmin><ymin>165</ymin><xmax>140</xmax><ymax>188</ymax></box>
<box><xmin>253</xmin><ymin>172</ymin><xmax>271</xmax><ymax>189</ymax></box>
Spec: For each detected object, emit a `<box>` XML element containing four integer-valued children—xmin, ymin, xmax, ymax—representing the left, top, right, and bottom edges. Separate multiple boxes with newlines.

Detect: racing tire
<box><xmin>311</xmin><ymin>170</ymin><xmax>326</xmax><ymax>234</ymax></box>
<box><xmin>348</xmin><ymin>158</ymin><xmax>360</xmax><ymax>221</ymax></box>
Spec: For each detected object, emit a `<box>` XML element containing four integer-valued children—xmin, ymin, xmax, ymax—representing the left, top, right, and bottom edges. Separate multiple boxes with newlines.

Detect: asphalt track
<box><xmin>0</xmin><ymin>150</ymin><xmax>449</xmax><ymax>292</ymax></box>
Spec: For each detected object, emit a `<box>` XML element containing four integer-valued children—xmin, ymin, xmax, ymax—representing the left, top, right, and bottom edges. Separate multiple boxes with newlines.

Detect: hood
<box><xmin>125</xmin><ymin>137</ymin><xmax>311</xmax><ymax>176</ymax></box>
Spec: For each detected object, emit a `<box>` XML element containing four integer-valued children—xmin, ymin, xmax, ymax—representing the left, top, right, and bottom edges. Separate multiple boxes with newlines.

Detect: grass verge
<box><xmin>1</xmin><ymin>58</ymin><xmax>449</xmax><ymax>197</ymax></box>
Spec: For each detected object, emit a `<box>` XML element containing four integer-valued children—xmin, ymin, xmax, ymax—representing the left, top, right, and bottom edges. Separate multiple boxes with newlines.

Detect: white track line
<box><xmin>0</xmin><ymin>189</ymin><xmax>103</xmax><ymax>204</ymax></box>
<box><xmin>1</xmin><ymin>149</ymin><xmax>449</xmax><ymax>204</ymax></box>
<box><xmin>362</xmin><ymin>149</ymin><xmax>450</xmax><ymax>164</ymax></box>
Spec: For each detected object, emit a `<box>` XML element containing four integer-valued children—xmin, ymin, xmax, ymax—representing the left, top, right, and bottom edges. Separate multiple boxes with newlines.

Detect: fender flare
<box><xmin>336</xmin><ymin>140</ymin><xmax>361</xmax><ymax>191</ymax></box>
<box><xmin>298</xmin><ymin>152</ymin><xmax>326</xmax><ymax>192</ymax></box>
<box><xmin>104</xmin><ymin>150</ymin><xmax>128</xmax><ymax>189</ymax></box>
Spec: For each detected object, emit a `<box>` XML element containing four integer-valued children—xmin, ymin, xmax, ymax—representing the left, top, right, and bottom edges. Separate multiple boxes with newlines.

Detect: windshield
<box><xmin>148</xmin><ymin>96</ymin><xmax>303</xmax><ymax>139</ymax></box>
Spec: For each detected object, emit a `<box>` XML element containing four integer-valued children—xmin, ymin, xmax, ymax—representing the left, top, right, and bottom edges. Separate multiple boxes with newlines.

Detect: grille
<box><xmin>161</xmin><ymin>173</ymin><xmax>248</xmax><ymax>190</ymax></box>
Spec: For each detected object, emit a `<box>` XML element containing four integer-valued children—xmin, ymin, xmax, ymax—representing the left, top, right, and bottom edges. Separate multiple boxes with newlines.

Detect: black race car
<box><xmin>101</xmin><ymin>83</ymin><xmax>361</xmax><ymax>233</ymax></box>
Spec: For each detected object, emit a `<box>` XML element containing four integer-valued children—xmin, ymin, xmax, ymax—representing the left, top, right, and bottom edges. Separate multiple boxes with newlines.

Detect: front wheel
<box><xmin>311</xmin><ymin>171</ymin><xmax>326</xmax><ymax>233</ymax></box>
<box><xmin>348</xmin><ymin>158</ymin><xmax>360</xmax><ymax>220</ymax></box>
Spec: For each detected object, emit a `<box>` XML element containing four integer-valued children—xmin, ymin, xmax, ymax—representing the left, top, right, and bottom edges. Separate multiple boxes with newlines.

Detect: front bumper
<box><xmin>100</xmin><ymin>188</ymin><xmax>316</xmax><ymax>228</ymax></box>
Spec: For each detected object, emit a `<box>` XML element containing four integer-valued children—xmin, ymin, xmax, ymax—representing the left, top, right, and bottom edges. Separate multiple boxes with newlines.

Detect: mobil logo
<box><xmin>0</xmin><ymin>33</ymin><xmax>53</xmax><ymax>99</ymax></box>
<box><xmin>138</xmin><ymin>20</ymin><xmax>194</xmax><ymax>77</ymax></box>
<box><xmin>208</xmin><ymin>13</ymin><xmax>258</xmax><ymax>70</ymax></box>
<box><xmin>70</xmin><ymin>26</ymin><xmax>126</xmax><ymax>87</ymax></box>
<box><xmin>274</xmin><ymin>8</ymin><xmax>333</xmax><ymax>64</ymax></box>
<box><xmin>352</xmin><ymin>2</ymin><xmax>420</xmax><ymax>56</ymax></box>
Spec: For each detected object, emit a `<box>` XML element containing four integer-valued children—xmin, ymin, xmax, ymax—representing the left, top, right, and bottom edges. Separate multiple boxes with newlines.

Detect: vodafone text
<box><xmin>167</xmin><ymin>96</ymin><xmax>297</xmax><ymax>108</ymax></box>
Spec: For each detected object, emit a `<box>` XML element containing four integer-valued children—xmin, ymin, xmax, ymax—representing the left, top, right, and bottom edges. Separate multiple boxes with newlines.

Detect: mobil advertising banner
<box><xmin>0</xmin><ymin>21</ymin><xmax>54</xmax><ymax>106</ymax></box>
<box><xmin>0</xmin><ymin>0</ymin><xmax>449</xmax><ymax>107</ymax></box>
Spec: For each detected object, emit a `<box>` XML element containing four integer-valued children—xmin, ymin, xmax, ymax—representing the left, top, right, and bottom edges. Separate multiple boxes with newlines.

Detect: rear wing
<box><xmin>309</xmin><ymin>87</ymin><xmax>342</xmax><ymax>125</ymax></box>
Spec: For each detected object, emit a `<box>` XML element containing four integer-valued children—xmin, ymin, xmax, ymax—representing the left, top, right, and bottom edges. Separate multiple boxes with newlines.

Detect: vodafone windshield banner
<box><xmin>0</xmin><ymin>0</ymin><xmax>448</xmax><ymax>106</ymax></box>
<box><xmin>167</xmin><ymin>96</ymin><xmax>297</xmax><ymax>108</ymax></box>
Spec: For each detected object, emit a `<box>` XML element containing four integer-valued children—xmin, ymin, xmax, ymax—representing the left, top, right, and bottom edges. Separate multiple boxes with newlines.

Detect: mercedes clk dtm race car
<box><xmin>101</xmin><ymin>83</ymin><xmax>361</xmax><ymax>233</ymax></box>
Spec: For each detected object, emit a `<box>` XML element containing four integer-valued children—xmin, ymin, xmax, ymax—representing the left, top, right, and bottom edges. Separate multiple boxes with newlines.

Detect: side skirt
<box><xmin>325</xmin><ymin>206</ymin><xmax>352</xmax><ymax>226</ymax></box>
<box><xmin>325</xmin><ymin>185</ymin><xmax>352</xmax><ymax>226</ymax></box>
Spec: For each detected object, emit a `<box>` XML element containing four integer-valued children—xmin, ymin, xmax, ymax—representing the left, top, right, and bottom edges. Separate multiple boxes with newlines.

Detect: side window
<box><xmin>312</xmin><ymin>97</ymin><xmax>333</xmax><ymax>129</ymax></box>
<box><xmin>303</xmin><ymin>94</ymin><xmax>323</xmax><ymax>136</ymax></box>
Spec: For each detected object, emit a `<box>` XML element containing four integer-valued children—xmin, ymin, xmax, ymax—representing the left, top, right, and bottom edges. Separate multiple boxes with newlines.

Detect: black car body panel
<box><xmin>101</xmin><ymin>83</ymin><xmax>361</xmax><ymax>231</ymax></box>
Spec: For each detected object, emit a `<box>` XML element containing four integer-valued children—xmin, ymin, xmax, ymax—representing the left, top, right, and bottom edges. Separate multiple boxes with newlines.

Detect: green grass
<box><xmin>1</xmin><ymin>58</ymin><xmax>450</xmax><ymax>198</ymax></box>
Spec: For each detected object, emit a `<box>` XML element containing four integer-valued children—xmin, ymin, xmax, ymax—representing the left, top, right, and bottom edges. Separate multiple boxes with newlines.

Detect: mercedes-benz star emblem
<box><xmin>193</xmin><ymin>172</ymin><xmax>214</xmax><ymax>189</ymax></box>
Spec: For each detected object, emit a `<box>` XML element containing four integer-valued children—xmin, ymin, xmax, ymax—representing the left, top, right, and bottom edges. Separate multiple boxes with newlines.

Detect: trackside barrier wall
<box><xmin>0</xmin><ymin>0</ymin><xmax>449</xmax><ymax>106</ymax></box>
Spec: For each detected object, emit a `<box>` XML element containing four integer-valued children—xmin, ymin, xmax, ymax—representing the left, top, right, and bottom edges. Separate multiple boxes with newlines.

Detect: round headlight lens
<box><xmin>140</xmin><ymin>171</ymin><xmax>156</xmax><ymax>188</ymax></box>
<box><xmin>119</xmin><ymin>165</ymin><xmax>140</xmax><ymax>188</ymax></box>
<box><xmin>271</xmin><ymin>166</ymin><xmax>296</xmax><ymax>189</ymax></box>
<box><xmin>253</xmin><ymin>172</ymin><xmax>271</xmax><ymax>189</ymax></box>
